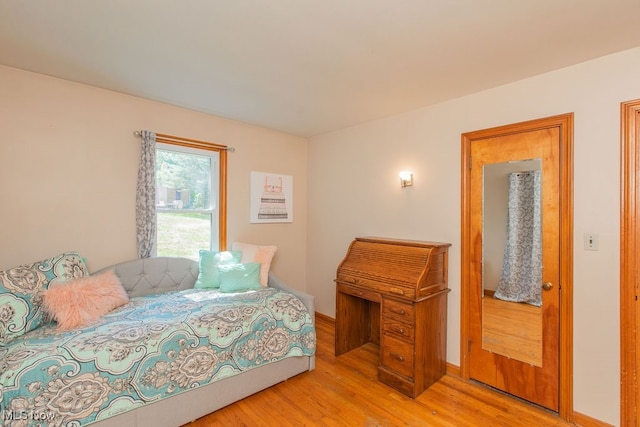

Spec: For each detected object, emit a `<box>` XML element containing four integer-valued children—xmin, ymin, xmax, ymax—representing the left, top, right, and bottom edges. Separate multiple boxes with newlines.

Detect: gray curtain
<box><xmin>494</xmin><ymin>170</ymin><xmax>542</xmax><ymax>306</ymax></box>
<box><xmin>136</xmin><ymin>130</ymin><xmax>156</xmax><ymax>259</ymax></box>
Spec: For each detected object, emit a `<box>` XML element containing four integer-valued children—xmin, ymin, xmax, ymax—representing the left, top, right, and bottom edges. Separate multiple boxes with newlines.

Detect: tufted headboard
<box><xmin>96</xmin><ymin>257</ymin><xmax>315</xmax><ymax>324</ymax></box>
<box><xmin>96</xmin><ymin>257</ymin><xmax>199</xmax><ymax>298</ymax></box>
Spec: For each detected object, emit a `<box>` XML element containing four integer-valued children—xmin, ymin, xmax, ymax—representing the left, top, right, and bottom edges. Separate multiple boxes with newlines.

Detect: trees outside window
<box><xmin>155</xmin><ymin>143</ymin><xmax>220</xmax><ymax>259</ymax></box>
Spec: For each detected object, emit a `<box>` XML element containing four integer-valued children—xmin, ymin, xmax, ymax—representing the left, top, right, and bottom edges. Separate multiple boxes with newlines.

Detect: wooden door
<box><xmin>621</xmin><ymin>99</ymin><xmax>640</xmax><ymax>426</ymax></box>
<box><xmin>461</xmin><ymin>114</ymin><xmax>573</xmax><ymax>418</ymax></box>
<box><xmin>469</xmin><ymin>128</ymin><xmax>559</xmax><ymax>410</ymax></box>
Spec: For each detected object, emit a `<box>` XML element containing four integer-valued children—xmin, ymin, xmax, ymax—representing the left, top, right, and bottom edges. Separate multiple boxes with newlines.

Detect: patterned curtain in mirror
<box><xmin>494</xmin><ymin>170</ymin><xmax>542</xmax><ymax>306</ymax></box>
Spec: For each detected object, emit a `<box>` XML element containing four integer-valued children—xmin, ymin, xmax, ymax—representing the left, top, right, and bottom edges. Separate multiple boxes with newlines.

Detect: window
<box><xmin>154</xmin><ymin>138</ymin><xmax>227</xmax><ymax>259</ymax></box>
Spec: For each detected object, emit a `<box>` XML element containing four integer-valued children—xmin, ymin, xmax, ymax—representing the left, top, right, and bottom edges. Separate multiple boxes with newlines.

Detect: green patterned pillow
<box><xmin>195</xmin><ymin>250</ymin><xmax>242</xmax><ymax>289</ymax></box>
<box><xmin>0</xmin><ymin>252</ymin><xmax>89</xmax><ymax>345</ymax></box>
<box><xmin>218</xmin><ymin>262</ymin><xmax>262</xmax><ymax>293</ymax></box>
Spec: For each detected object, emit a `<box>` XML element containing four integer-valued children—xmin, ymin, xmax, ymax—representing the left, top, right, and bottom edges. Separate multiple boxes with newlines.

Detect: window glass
<box><xmin>155</xmin><ymin>143</ymin><xmax>220</xmax><ymax>259</ymax></box>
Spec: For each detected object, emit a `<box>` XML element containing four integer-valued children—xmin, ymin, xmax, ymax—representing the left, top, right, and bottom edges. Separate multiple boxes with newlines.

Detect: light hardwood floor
<box><xmin>482</xmin><ymin>296</ymin><xmax>543</xmax><ymax>366</ymax></box>
<box><xmin>186</xmin><ymin>315</ymin><xmax>572</xmax><ymax>426</ymax></box>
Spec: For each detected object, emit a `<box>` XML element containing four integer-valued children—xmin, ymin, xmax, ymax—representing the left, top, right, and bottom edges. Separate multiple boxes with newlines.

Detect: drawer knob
<box><xmin>390</xmin><ymin>308</ymin><xmax>406</xmax><ymax>315</ymax></box>
<box><xmin>389</xmin><ymin>287</ymin><xmax>405</xmax><ymax>295</ymax></box>
<box><xmin>390</xmin><ymin>353</ymin><xmax>404</xmax><ymax>362</ymax></box>
<box><xmin>396</xmin><ymin>327</ymin><xmax>405</xmax><ymax>334</ymax></box>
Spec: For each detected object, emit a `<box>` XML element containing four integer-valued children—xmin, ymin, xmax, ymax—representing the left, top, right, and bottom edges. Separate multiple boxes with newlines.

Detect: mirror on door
<box><xmin>481</xmin><ymin>158</ymin><xmax>543</xmax><ymax>367</ymax></box>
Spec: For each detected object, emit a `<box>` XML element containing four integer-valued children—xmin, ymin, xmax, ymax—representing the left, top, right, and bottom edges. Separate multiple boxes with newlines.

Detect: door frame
<box><xmin>460</xmin><ymin>113</ymin><xmax>574</xmax><ymax>421</ymax></box>
<box><xmin>621</xmin><ymin>99</ymin><xmax>640</xmax><ymax>426</ymax></box>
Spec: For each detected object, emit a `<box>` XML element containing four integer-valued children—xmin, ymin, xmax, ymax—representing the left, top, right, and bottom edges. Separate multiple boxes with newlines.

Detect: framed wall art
<box><xmin>250</xmin><ymin>171</ymin><xmax>293</xmax><ymax>223</ymax></box>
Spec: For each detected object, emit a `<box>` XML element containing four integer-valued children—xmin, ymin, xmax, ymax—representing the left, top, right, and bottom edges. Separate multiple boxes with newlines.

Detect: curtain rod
<box><xmin>133</xmin><ymin>130</ymin><xmax>235</xmax><ymax>152</ymax></box>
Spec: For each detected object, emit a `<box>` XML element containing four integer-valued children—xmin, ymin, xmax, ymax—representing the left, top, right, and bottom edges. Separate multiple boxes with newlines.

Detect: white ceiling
<box><xmin>2</xmin><ymin>1</ymin><xmax>640</xmax><ymax>137</ymax></box>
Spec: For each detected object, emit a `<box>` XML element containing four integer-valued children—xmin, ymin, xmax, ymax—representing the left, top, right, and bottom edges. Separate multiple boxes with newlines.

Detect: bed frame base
<box><xmin>92</xmin><ymin>355</ymin><xmax>312</xmax><ymax>427</ymax></box>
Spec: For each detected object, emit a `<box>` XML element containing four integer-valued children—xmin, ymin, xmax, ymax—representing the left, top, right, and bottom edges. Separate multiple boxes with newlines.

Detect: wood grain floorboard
<box><xmin>482</xmin><ymin>296</ymin><xmax>542</xmax><ymax>366</ymax></box>
<box><xmin>186</xmin><ymin>316</ymin><xmax>573</xmax><ymax>426</ymax></box>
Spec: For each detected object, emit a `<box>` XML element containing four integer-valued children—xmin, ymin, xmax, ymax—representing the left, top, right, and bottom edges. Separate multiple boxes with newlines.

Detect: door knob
<box><xmin>542</xmin><ymin>282</ymin><xmax>553</xmax><ymax>291</ymax></box>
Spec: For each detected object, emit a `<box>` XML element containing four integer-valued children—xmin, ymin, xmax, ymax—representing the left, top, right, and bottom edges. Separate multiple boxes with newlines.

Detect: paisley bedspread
<box><xmin>0</xmin><ymin>287</ymin><xmax>316</xmax><ymax>426</ymax></box>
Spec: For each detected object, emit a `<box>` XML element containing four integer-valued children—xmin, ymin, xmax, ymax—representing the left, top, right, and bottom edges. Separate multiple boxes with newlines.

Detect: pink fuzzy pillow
<box><xmin>42</xmin><ymin>270</ymin><xmax>129</xmax><ymax>331</ymax></box>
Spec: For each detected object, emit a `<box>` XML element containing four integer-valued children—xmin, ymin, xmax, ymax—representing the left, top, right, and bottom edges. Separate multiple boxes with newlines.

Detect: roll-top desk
<box><xmin>335</xmin><ymin>237</ymin><xmax>451</xmax><ymax>397</ymax></box>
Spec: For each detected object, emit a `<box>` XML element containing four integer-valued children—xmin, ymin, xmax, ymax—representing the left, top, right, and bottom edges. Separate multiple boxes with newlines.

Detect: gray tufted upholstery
<box><xmin>96</xmin><ymin>257</ymin><xmax>314</xmax><ymax>318</ymax></box>
<box><xmin>97</xmin><ymin>257</ymin><xmax>199</xmax><ymax>298</ymax></box>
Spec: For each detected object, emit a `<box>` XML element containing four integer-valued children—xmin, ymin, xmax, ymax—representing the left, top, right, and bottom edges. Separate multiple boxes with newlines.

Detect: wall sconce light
<box><xmin>399</xmin><ymin>171</ymin><xmax>413</xmax><ymax>188</ymax></box>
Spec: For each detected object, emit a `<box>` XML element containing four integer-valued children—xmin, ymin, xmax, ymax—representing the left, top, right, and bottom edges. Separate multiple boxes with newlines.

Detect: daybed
<box><xmin>0</xmin><ymin>254</ymin><xmax>316</xmax><ymax>427</ymax></box>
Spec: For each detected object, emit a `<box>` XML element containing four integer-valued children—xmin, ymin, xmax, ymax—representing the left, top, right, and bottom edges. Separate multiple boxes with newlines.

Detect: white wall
<box><xmin>0</xmin><ymin>65</ymin><xmax>308</xmax><ymax>291</ymax></box>
<box><xmin>307</xmin><ymin>47</ymin><xmax>640</xmax><ymax>424</ymax></box>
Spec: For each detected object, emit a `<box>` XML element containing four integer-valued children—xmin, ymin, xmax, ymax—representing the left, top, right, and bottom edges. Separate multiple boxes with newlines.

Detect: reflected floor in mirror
<box><xmin>482</xmin><ymin>295</ymin><xmax>543</xmax><ymax>366</ymax></box>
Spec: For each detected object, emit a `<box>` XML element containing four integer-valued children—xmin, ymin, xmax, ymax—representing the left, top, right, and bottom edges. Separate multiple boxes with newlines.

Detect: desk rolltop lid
<box><xmin>336</xmin><ymin>237</ymin><xmax>451</xmax><ymax>301</ymax></box>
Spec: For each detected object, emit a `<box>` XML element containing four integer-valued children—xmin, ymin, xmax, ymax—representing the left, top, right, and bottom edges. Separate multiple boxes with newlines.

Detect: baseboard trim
<box><xmin>315</xmin><ymin>311</ymin><xmax>335</xmax><ymax>325</ymax></box>
<box><xmin>571</xmin><ymin>411</ymin><xmax>613</xmax><ymax>427</ymax></box>
<box><xmin>446</xmin><ymin>362</ymin><xmax>461</xmax><ymax>377</ymax></box>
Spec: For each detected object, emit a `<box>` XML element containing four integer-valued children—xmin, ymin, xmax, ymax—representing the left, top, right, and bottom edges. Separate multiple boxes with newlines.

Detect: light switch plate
<box><xmin>584</xmin><ymin>233</ymin><xmax>599</xmax><ymax>251</ymax></box>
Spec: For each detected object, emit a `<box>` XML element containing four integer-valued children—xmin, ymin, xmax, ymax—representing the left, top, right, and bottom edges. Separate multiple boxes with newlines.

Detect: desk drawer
<box><xmin>382</xmin><ymin>298</ymin><xmax>415</xmax><ymax>324</ymax></box>
<box><xmin>337</xmin><ymin>283</ymin><xmax>381</xmax><ymax>303</ymax></box>
<box><xmin>382</xmin><ymin>318</ymin><xmax>415</xmax><ymax>342</ymax></box>
<box><xmin>337</xmin><ymin>274</ymin><xmax>415</xmax><ymax>300</ymax></box>
<box><xmin>381</xmin><ymin>335</ymin><xmax>415</xmax><ymax>378</ymax></box>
